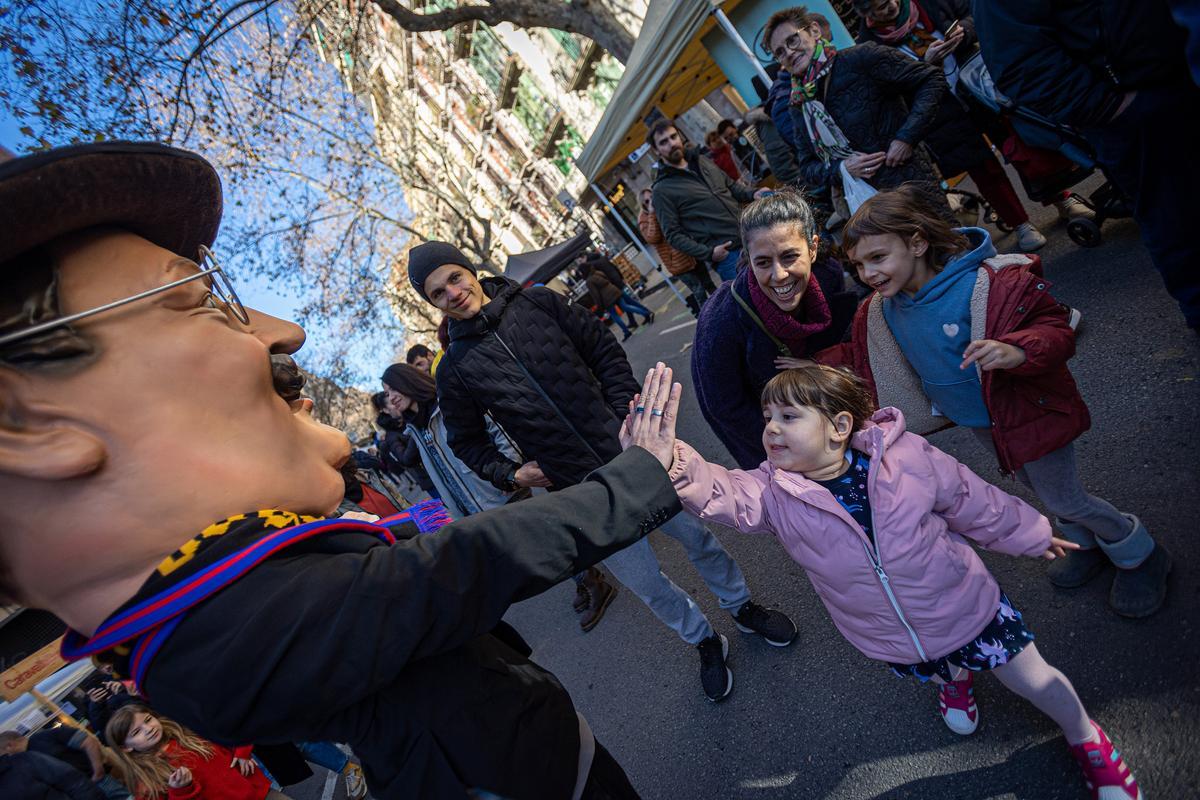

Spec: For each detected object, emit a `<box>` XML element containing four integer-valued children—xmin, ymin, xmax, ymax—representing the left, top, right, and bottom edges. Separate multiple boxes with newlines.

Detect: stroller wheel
<box><xmin>1067</xmin><ymin>217</ymin><xmax>1103</xmax><ymax>248</ymax></box>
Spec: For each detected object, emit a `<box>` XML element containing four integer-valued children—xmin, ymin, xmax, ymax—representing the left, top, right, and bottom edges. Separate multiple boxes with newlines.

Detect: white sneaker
<box><xmin>1054</xmin><ymin>195</ymin><xmax>1096</xmax><ymax>222</ymax></box>
<box><xmin>342</xmin><ymin>762</ymin><xmax>368</xmax><ymax>800</ymax></box>
<box><xmin>1068</xmin><ymin>307</ymin><xmax>1083</xmax><ymax>331</ymax></box>
<box><xmin>1015</xmin><ymin>222</ymin><xmax>1047</xmax><ymax>252</ymax></box>
<box><xmin>938</xmin><ymin>673</ymin><xmax>979</xmax><ymax>735</ymax></box>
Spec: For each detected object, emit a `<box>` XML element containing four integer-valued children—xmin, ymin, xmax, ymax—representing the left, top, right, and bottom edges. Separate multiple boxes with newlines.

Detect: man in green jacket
<box><xmin>648</xmin><ymin>120</ymin><xmax>770</xmax><ymax>281</ymax></box>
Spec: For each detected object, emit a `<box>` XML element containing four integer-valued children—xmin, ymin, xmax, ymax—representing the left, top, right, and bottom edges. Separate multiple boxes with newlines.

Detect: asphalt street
<box><xmin>292</xmin><ymin>178</ymin><xmax>1199</xmax><ymax>800</ymax></box>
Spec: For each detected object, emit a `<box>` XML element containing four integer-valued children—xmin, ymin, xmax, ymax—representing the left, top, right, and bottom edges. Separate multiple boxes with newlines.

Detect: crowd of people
<box><xmin>0</xmin><ymin>1</ymin><xmax>1194</xmax><ymax>799</ymax></box>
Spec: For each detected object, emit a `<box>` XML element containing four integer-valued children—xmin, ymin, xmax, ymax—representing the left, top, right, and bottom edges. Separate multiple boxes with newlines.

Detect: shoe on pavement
<box><xmin>1054</xmin><ymin>194</ymin><xmax>1097</xmax><ymax>222</ymax></box>
<box><xmin>1048</xmin><ymin>545</ymin><xmax>1108</xmax><ymax>588</ymax></box>
<box><xmin>1068</xmin><ymin>307</ymin><xmax>1083</xmax><ymax>332</ymax></box>
<box><xmin>1109</xmin><ymin>543</ymin><xmax>1171</xmax><ymax>618</ymax></box>
<box><xmin>732</xmin><ymin>602</ymin><xmax>797</xmax><ymax>646</ymax></box>
<box><xmin>342</xmin><ymin>762</ymin><xmax>368</xmax><ymax>800</ymax></box>
<box><xmin>579</xmin><ymin>570</ymin><xmax>617</xmax><ymax>632</ymax></box>
<box><xmin>1069</xmin><ymin>721</ymin><xmax>1143</xmax><ymax>800</ymax></box>
<box><xmin>621</xmin><ymin>330</ymin><xmax>632</xmax><ymax>342</ymax></box>
<box><xmin>573</xmin><ymin>581</ymin><xmax>589</xmax><ymax>613</ymax></box>
<box><xmin>697</xmin><ymin>633</ymin><xmax>733</xmax><ymax>702</ymax></box>
<box><xmin>645</xmin><ymin>311</ymin><xmax>655</xmax><ymax>325</ymax></box>
<box><xmin>1015</xmin><ymin>222</ymin><xmax>1047</xmax><ymax>252</ymax></box>
<box><xmin>938</xmin><ymin>672</ymin><xmax>979</xmax><ymax>735</ymax></box>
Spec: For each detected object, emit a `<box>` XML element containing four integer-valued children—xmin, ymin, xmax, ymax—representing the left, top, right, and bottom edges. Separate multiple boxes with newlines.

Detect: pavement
<box><xmin>294</xmin><ymin>178</ymin><xmax>1199</xmax><ymax>799</ymax></box>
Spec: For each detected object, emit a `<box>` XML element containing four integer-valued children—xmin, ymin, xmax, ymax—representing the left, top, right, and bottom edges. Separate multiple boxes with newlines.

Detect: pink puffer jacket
<box><xmin>669</xmin><ymin>407</ymin><xmax>1051</xmax><ymax>664</ymax></box>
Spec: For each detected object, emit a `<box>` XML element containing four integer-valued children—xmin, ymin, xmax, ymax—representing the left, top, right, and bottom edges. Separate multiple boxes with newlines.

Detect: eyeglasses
<box><xmin>0</xmin><ymin>244</ymin><xmax>249</xmax><ymax>348</ymax></box>
<box><xmin>771</xmin><ymin>32</ymin><xmax>808</xmax><ymax>61</ymax></box>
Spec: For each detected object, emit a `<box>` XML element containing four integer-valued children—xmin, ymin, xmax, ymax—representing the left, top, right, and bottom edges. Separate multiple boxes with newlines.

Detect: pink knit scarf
<box><xmin>747</xmin><ymin>273</ymin><xmax>832</xmax><ymax>355</ymax></box>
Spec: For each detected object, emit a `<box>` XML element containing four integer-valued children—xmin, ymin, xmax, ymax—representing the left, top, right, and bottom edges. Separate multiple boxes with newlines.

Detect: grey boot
<box><xmin>1098</xmin><ymin>515</ymin><xmax>1171</xmax><ymax>618</ymax></box>
<box><xmin>1047</xmin><ymin>519</ymin><xmax>1108</xmax><ymax>589</ymax></box>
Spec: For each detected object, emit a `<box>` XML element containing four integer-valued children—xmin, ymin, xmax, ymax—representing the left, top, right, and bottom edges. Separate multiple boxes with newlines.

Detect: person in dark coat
<box><xmin>372</xmin><ymin>393</ymin><xmax>437</xmax><ymax>498</ymax></box>
<box><xmin>0</xmin><ymin>142</ymin><xmax>685</xmax><ymax>800</ymax></box>
<box><xmin>763</xmin><ymin>7</ymin><xmax>954</xmax><ymax>221</ymax></box>
<box><xmin>584</xmin><ymin>263</ymin><xmax>652</xmax><ymax>341</ymax></box>
<box><xmin>691</xmin><ymin>192</ymin><xmax>859</xmax><ymax>469</ymax></box>
<box><xmin>851</xmin><ymin>0</ymin><xmax>1076</xmax><ymax>252</ymax></box>
<box><xmin>974</xmin><ymin>0</ymin><xmax>1200</xmax><ymax>333</ymax></box>
<box><xmin>0</xmin><ymin>750</ymin><xmax>106</xmax><ymax>800</ymax></box>
<box><xmin>414</xmin><ymin>240</ymin><xmax>799</xmax><ymax>702</ymax></box>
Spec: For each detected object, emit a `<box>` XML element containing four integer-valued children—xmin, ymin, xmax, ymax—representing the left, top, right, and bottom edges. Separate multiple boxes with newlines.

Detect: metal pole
<box><xmin>586</xmin><ymin>182</ymin><xmax>689</xmax><ymax>307</ymax></box>
<box><xmin>710</xmin><ymin>6</ymin><xmax>772</xmax><ymax>86</ymax></box>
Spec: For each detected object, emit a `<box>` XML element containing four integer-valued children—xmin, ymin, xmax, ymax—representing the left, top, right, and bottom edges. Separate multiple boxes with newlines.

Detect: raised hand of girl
<box><xmin>1042</xmin><ymin>536</ymin><xmax>1082</xmax><ymax>560</ymax></box>
<box><xmin>961</xmin><ymin>339</ymin><xmax>1026</xmax><ymax>371</ymax></box>
<box><xmin>619</xmin><ymin>362</ymin><xmax>682</xmax><ymax>470</ymax></box>
<box><xmin>167</xmin><ymin>766</ymin><xmax>192</xmax><ymax>789</ymax></box>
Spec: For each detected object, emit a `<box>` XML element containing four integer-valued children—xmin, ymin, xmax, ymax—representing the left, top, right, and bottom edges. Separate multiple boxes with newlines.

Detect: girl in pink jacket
<box><xmin>626</xmin><ymin>362</ymin><xmax>1140</xmax><ymax>800</ymax></box>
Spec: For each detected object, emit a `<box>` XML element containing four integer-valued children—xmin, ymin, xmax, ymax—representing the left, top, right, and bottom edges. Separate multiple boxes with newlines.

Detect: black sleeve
<box><xmin>399</xmin><ymin>433</ymin><xmax>423</xmax><ymax>470</ymax></box>
<box><xmin>865</xmin><ymin>43</ymin><xmax>948</xmax><ymax>145</ymax></box>
<box><xmin>437</xmin><ymin>361</ymin><xmax>521</xmax><ymax>489</ymax></box>
<box><xmin>87</xmin><ymin>700</ymin><xmax>111</xmax><ymax>743</ymax></box>
<box><xmin>532</xmin><ymin>287</ymin><xmax>639</xmax><ymax>422</ymax></box>
<box><xmin>973</xmin><ymin>0</ymin><xmax>1123</xmax><ymax>127</ymax></box>
<box><xmin>598</xmin><ymin>258</ymin><xmax>625</xmax><ymax>288</ymax></box>
<box><xmin>652</xmin><ymin>185</ymin><xmax>714</xmax><ymax>261</ymax></box>
<box><xmin>148</xmin><ymin>447</ymin><xmax>681</xmax><ymax>741</ymax></box>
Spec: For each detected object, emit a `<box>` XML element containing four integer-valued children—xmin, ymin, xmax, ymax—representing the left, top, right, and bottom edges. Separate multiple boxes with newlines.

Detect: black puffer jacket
<box><xmin>788</xmin><ymin>42</ymin><xmax>951</xmax><ymax>216</ymax></box>
<box><xmin>437</xmin><ymin>277</ymin><xmax>639</xmax><ymax>489</ymax></box>
<box><xmin>0</xmin><ymin>752</ymin><xmax>104</xmax><ymax>800</ymax></box>
<box><xmin>856</xmin><ymin>0</ymin><xmax>993</xmax><ymax>176</ymax></box>
<box><xmin>973</xmin><ymin>0</ymin><xmax>1189</xmax><ymax>129</ymax></box>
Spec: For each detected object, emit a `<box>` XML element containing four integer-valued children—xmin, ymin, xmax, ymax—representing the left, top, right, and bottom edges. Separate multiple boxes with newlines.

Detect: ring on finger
<box><xmin>650</xmin><ymin>408</ymin><xmax>663</xmax><ymax>417</ymax></box>
<box><xmin>636</xmin><ymin>405</ymin><xmax>645</xmax><ymax>414</ymax></box>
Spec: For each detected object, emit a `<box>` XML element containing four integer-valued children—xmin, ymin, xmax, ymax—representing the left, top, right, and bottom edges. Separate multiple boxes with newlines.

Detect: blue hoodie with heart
<box><xmin>882</xmin><ymin>227</ymin><xmax>996</xmax><ymax>427</ymax></box>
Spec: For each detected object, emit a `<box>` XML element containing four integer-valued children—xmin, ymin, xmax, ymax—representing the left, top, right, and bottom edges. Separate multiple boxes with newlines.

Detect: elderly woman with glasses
<box><xmin>764</xmin><ymin>5</ymin><xmax>954</xmax><ymax>222</ymax></box>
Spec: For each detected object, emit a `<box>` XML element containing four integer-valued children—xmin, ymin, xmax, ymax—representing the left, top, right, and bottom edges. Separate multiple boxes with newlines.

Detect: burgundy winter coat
<box><xmin>816</xmin><ymin>253</ymin><xmax>1089</xmax><ymax>474</ymax></box>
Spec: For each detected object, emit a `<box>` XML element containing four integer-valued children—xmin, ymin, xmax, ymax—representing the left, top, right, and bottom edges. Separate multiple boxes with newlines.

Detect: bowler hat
<box><xmin>0</xmin><ymin>141</ymin><xmax>222</xmax><ymax>266</ymax></box>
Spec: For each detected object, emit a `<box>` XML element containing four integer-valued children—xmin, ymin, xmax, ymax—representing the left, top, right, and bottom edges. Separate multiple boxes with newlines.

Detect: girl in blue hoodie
<box><xmin>813</xmin><ymin>186</ymin><xmax>1169</xmax><ymax>624</ymax></box>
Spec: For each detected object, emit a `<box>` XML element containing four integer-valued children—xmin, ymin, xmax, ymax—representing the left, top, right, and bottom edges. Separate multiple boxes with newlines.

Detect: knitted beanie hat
<box><xmin>408</xmin><ymin>241</ymin><xmax>476</xmax><ymax>300</ymax></box>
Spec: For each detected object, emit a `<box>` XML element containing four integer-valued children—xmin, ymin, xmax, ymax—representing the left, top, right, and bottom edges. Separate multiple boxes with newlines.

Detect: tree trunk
<box><xmin>372</xmin><ymin>0</ymin><xmax>635</xmax><ymax>64</ymax></box>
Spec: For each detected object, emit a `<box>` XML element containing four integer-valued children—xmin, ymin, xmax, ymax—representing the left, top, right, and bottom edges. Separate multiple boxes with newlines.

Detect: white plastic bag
<box><xmin>839</xmin><ymin>161</ymin><xmax>878</xmax><ymax>214</ymax></box>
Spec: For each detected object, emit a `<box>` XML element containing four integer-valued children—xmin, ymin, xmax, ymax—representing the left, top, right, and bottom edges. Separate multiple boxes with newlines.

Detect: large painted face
<box><xmin>0</xmin><ymin>229</ymin><xmax>352</xmax><ymax>630</ymax></box>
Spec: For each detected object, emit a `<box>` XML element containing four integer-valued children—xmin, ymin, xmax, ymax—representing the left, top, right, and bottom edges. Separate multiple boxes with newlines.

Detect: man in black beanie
<box><xmin>416</xmin><ymin>241</ymin><xmax>799</xmax><ymax>702</ymax></box>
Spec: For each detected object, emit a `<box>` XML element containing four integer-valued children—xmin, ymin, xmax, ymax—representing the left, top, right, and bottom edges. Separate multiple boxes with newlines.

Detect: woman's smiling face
<box><xmin>769</xmin><ymin>19</ymin><xmax>823</xmax><ymax>76</ymax></box>
<box><xmin>746</xmin><ymin>223</ymin><xmax>819</xmax><ymax>313</ymax></box>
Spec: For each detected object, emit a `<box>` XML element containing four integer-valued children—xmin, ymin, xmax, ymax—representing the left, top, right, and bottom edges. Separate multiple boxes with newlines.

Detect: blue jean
<box><xmin>601</xmin><ymin>511</ymin><xmax>751</xmax><ymax>645</ymax></box>
<box><xmin>297</xmin><ymin>740</ymin><xmax>348</xmax><ymax>773</ymax></box>
<box><xmin>616</xmin><ymin>293</ymin><xmax>653</xmax><ymax>320</ymax></box>
<box><xmin>713</xmin><ymin>248</ymin><xmax>741</xmax><ymax>282</ymax></box>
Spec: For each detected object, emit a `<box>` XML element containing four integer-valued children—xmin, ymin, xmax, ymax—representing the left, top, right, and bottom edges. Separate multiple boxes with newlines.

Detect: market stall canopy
<box><xmin>575</xmin><ymin>0</ymin><xmax>746</xmax><ymax>182</ymax></box>
<box><xmin>503</xmin><ymin>228</ymin><xmax>593</xmax><ymax>286</ymax></box>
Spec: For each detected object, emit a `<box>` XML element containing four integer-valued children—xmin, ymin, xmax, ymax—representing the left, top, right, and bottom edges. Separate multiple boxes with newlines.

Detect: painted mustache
<box><xmin>270</xmin><ymin>353</ymin><xmax>306</xmax><ymax>402</ymax></box>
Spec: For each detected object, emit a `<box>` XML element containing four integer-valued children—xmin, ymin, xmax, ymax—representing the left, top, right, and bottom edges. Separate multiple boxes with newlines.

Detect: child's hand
<box><xmin>1042</xmin><ymin>536</ymin><xmax>1082</xmax><ymax>560</ymax></box>
<box><xmin>774</xmin><ymin>356</ymin><xmax>815</xmax><ymax>371</ymax></box>
<box><xmin>230</xmin><ymin>757</ymin><xmax>256</xmax><ymax>777</ymax></box>
<box><xmin>168</xmin><ymin>767</ymin><xmax>192</xmax><ymax>789</ymax></box>
<box><xmin>961</xmin><ymin>339</ymin><xmax>1026</xmax><ymax>371</ymax></box>
<box><xmin>620</xmin><ymin>362</ymin><xmax>682</xmax><ymax>470</ymax></box>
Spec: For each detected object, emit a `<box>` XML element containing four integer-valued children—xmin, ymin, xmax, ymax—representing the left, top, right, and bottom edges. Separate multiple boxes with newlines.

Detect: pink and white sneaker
<box><xmin>938</xmin><ymin>672</ymin><xmax>979</xmax><ymax>734</ymax></box>
<box><xmin>1069</xmin><ymin>721</ymin><xmax>1142</xmax><ymax>800</ymax></box>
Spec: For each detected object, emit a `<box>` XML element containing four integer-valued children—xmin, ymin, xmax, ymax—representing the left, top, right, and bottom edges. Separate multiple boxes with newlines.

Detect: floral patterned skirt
<box><xmin>888</xmin><ymin>591</ymin><xmax>1034</xmax><ymax>683</ymax></box>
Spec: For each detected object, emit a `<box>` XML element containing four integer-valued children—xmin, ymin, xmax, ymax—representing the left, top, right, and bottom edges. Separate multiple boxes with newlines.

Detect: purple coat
<box><xmin>691</xmin><ymin>263</ymin><xmax>858</xmax><ymax>468</ymax></box>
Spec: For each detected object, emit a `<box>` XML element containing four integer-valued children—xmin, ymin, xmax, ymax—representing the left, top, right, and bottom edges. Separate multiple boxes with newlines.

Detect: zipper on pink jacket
<box><xmin>862</xmin><ymin>441</ymin><xmax>930</xmax><ymax>663</ymax></box>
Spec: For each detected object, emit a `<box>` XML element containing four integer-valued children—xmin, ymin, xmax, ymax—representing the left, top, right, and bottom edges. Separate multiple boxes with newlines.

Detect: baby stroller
<box><xmin>955</xmin><ymin>52</ymin><xmax>1132</xmax><ymax>248</ymax></box>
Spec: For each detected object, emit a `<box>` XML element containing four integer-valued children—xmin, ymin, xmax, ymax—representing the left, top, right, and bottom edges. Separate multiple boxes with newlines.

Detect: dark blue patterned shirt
<box><xmin>814</xmin><ymin>449</ymin><xmax>875</xmax><ymax>547</ymax></box>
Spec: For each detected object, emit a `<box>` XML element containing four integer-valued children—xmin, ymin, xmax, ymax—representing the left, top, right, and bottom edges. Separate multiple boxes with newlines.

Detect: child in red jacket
<box><xmin>106</xmin><ymin>705</ymin><xmax>287</xmax><ymax>800</ymax></box>
<box><xmin>813</xmin><ymin>186</ymin><xmax>1170</xmax><ymax>619</ymax></box>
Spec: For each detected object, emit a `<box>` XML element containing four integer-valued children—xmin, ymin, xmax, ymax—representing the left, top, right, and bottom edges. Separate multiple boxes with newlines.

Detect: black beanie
<box><xmin>408</xmin><ymin>241</ymin><xmax>476</xmax><ymax>300</ymax></box>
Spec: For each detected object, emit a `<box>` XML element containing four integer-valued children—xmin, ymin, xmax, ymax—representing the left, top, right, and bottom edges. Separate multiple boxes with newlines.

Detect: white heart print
<box><xmin>942</xmin><ymin>323</ymin><xmax>959</xmax><ymax>338</ymax></box>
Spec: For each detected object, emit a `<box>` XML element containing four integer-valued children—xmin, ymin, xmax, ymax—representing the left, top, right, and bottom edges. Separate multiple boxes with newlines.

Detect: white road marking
<box><xmin>320</xmin><ymin>769</ymin><xmax>338</xmax><ymax>800</ymax></box>
<box><xmin>659</xmin><ymin>319</ymin><xmax>698</xmax><ymax>335</ymax></box>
